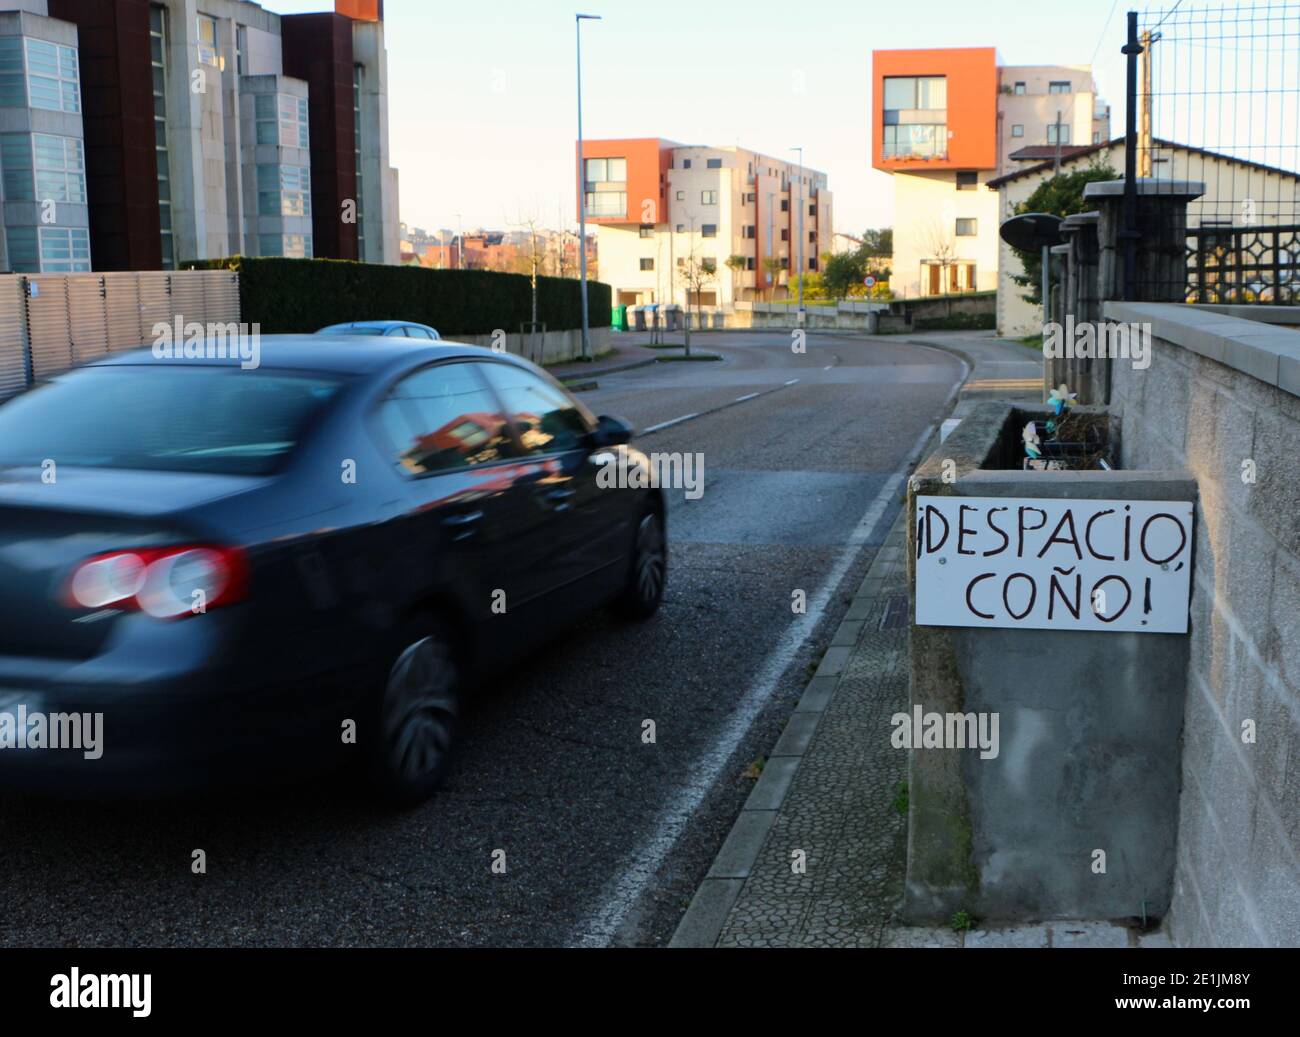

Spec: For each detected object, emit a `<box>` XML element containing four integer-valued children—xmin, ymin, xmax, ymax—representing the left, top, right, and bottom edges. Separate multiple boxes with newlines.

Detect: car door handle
<box><xmin>441</xmin><ymin>510</ymin><xmax>484</xmax><ymax>542</ymax></box>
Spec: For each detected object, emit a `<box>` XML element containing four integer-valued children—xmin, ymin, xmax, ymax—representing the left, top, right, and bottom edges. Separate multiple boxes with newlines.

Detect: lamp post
<box><xmin>791</xmin><ymin>146</ymin><xmax>804</xmax><ymax>321</ymax></box>
<box><xmin>576</xmin><ymin>13</ymin><xmax>601</xmax><ymax>361</ymax></box>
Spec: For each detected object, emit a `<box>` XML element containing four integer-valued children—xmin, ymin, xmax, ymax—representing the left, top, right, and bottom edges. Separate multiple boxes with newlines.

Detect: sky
<box><xmin>261</xmin><ymin>0</ymin><xmax>1140</xmax><ymax>235</ymax></box>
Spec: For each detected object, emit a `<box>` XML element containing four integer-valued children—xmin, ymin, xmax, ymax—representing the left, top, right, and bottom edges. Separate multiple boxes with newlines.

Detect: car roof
<box><xmin>86</xmin><ymin>335</ymin><xmax>515</xmax><ymax>376</ymax></box>
<box><xmin>322</xmin><ymin>320</ymin><xmax>434</xmax><ymax>331</ymax></box>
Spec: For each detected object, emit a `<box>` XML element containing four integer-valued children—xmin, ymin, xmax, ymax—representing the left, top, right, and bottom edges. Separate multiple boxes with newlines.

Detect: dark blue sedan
<box><xmin>0</xmin><ymin>338</ymin><xmax>666</xmax><ymax>803</ymax></box>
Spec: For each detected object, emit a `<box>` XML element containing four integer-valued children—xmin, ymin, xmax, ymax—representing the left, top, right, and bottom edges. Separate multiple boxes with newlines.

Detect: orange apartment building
<box><xmin>873</xmin><ymin>47</ymin><xmax>1109</xmax><ymax>298</ymax></box>
<box><xmin>578</xmin><ymin>137</ymin><xmax>832</xmax><ymax>308</ymax></box>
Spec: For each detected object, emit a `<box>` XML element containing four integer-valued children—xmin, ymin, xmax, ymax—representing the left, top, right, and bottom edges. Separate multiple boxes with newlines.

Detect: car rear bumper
<box><xmin>0</xmin><ymin>618</ymin><xmax>370</xmax><ymax>795</ymax></box>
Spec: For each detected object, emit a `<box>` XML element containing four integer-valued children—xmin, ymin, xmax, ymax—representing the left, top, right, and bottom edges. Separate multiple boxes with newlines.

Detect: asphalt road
<box><xmin>0</xmin><ymin>331</ymin><xmax>964</xmax><ymax>948</ymax></box>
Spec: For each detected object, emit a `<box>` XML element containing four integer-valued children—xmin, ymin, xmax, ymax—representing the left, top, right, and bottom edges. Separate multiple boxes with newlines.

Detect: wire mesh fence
<box><xmin>1132</xmin><ymin>0</ymin><xmax>1300</xmax><ymax>302</ymax></box>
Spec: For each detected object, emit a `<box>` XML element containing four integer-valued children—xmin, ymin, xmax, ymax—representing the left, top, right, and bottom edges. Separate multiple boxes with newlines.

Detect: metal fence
<box><xmin>0</xmin><ymin>269</ymin><xmax>240</xmax><ymax>400</ymax></box>
<box><xmin>1127</xmin><ymin>0</ymin><xmax>1300</xmax><ymax>301</ymax></box>
<box><xmin>1187</xmin><ymin>222</ymin><xmax>1300</xmax><ymax>303</ymax></box>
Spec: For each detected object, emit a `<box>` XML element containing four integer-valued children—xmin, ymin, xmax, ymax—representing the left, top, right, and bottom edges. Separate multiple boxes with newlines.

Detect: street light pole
<box><xmin>576</xmin><ymin>13</ymin><xmax>601</xmax><ymax>361</ymax></box>
<box><xmin>792</xmin><ymin>147</ymin><xmax>804</xmax><ymax>321</ymax></box>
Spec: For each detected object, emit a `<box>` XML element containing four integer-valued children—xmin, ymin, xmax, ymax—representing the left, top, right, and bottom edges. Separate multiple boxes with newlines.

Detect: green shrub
<box><xmin>187</xmin><ymin>257</ymin><xmax>612</xmax><ymax>336</ymax></box>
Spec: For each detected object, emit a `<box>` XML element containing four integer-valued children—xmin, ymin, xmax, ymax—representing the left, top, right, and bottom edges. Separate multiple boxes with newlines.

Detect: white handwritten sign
<box><xmin>915</xmin><ymin>496</ymin><xmax>1194</xmax><ymax>634</ymax></box>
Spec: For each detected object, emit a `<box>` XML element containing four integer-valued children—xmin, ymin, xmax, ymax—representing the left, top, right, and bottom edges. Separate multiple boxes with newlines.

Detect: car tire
<box><xmin>612</xmin><ymin>509</ymin><xmax>667</xmax><ymax>621</ymax></box>
<box><xmin>368</xmin><ymin>615</ymin><xmax>461</xmax><ymax>806</ymax></box>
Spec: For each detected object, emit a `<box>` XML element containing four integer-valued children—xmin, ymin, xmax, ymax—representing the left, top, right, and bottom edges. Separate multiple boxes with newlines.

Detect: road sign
<box><xmin>863</xmin><ymin>276</ymin><xmax>876</xmax><ymax>288</ymax></box>
<box><xmin>914</xmin><ymin>496</ymin><xmax>1194</xmax><ymax>634</ymax></box>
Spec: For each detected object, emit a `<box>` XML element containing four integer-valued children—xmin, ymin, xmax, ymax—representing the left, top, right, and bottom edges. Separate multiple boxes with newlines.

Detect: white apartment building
<box><xmin>583</xmin><ymin>139</ymin><xmax>832</xmax><ymax>309</ymax></box>
<box><xmin>873</xmin><ymin>48</ymin><xmax>1109</xmax><ymax>299</ymax></box>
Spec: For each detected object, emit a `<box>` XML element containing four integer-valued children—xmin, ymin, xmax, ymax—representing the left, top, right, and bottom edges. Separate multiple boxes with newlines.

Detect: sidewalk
<box><xmin>546</xmin><ymin>339</ymin><xmax>664</xmax><ymax>382</ymax></box>
<box><xmin>670</xmin><ymin>332</ymin><xmax>1164</xmax><ymax>948</ymax></box>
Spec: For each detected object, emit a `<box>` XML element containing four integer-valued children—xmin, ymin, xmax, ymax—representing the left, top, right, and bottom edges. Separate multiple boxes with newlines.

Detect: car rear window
<box><xmin>0</xmin><ymin>366</ymin><xmax>343</xmax><ymax>476</ymax></box>
<box><xmin>322</xmin><ymin>325</ymin><xmax>386</xmax><ymax>336</ymax></box>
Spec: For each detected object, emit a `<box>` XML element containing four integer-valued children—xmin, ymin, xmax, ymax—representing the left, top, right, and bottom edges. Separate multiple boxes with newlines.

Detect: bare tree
<box><xmin>920</xmin><ymin>220</ymin><xmax>958</xmax><ymax>296</ymax></box>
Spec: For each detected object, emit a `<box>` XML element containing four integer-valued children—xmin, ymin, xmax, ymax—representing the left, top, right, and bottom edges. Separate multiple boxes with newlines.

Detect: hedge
<box><xmin>187</xmin><ymin>257</ymin><xmax>612</xmax><ymax>337</ymax></box>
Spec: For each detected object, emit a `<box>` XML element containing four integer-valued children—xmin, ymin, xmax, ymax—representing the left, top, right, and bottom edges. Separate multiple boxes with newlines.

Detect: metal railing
<box><xmin>1187</xmin><ymin>224</ymin><xmax>1300</xmax><ymax>305</ymax></box>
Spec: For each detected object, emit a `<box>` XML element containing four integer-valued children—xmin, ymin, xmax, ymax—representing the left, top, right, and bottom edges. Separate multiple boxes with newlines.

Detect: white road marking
<box><xmin>568</xmin><ymin>434</ymin><xmax>928</xmax><ymax>947</ymax></box>
<box><xmin>642</xmin><ymin>413</ymin><xmax>699</xmax><ymax>434</ymax></box>
<box><xmin>734</xmin><ymin>393</ymin><xmax>760</xmax><ymax>403</ymax></box>
<box><xmin>784</xmin><ymin>379</ymin><xmax>800</xmax><ymax>386</ymax></box>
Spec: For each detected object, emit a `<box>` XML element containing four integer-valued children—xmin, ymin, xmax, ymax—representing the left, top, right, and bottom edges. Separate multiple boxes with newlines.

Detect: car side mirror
<box><xmin>590</xmin><ymin>414</ymin><xmax>634</xmax><ymax>448</ymax></box>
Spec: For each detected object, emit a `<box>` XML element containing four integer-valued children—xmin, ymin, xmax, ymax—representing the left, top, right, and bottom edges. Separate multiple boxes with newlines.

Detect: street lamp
<box><xmin>576</xmin><ymin>13</ymin><xmax>601</xmax><ymax>361</ymax></box>
<box><xmin>791</xmin><ymin>146</ymin><xmax>805</xmax><ymax>321</ymax></box>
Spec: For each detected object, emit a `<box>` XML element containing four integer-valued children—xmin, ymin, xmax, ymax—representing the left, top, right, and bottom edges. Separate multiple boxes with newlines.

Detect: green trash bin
<box><xmin>613</xmin><ymin>304</ymin><xmax>628</xmax><ymax>331</ymax></box>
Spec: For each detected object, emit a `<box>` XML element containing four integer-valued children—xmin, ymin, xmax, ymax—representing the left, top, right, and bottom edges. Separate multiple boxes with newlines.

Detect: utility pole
<box><xmin>1139</xmin><ymin>29</ymin><xmax>1157</xmax><ymax>177</ymax></box>
<box><xmin>575</xmin><ymin>13</ymin><xmax>601</xmax><ymax>361</ymax></box>
<box><xmin>1053</xmin><ymin>111</ymin><xmax>1063</xmax><ymax>173</ymax></box>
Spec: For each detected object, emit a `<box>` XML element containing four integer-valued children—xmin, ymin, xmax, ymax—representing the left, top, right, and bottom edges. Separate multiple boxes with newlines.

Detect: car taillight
<box><xmin>64</xmin><ymin>546</ymin><xmax>248</xmax><ymax>619</ymax></box>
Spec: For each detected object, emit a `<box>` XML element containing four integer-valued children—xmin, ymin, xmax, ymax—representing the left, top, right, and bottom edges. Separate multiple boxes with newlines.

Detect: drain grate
<box><xmin>879</xmin><ymin>595</ymin><xmax>910</xmax><ymax>631</ymax></box>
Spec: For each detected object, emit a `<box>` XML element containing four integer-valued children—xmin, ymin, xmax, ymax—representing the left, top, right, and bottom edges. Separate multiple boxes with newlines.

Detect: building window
<box><xmin>809</xmin><ymin>230</ymin><xmax>816</xmax><ymax>243</ymax></box>
<box><xmin>682</xmin><ymin>159</ymin><xmax>691</xmax><ymax>169</ymax></box>
<box><xmin>809</xmin><ymin>204</ymin><xmax>817</xmax><ymax>216</ymax></box>
<box><xmin>675</xmin><ymin>190</ymin><xmax>684</xmax><ymax>200</ymax></box>
<box><xmin>10</xmin><ymin>226</ymin><xmax>93</xmax><ymax>273</ymax></box>
<box><xmin>33</xmin><ymin>133</ymin><xmax>86</xmax><ymax>203</ymax></box>
<box><xmin>584</xmin><ymin>157</ymin><xmax>626</xmax><ymax>217</ymax></box>
<box><xmin>743</xmin><ymin>225</ymin><xmax>755</xmax><ymax>239</ymax></box>
<box><xmin>1011</xmin><ymin>124</ymin><xmax>1024</xmax><ymax>138</ymax></box>
<box><xmin>955</xmin><ymin>218</ymin><xmax>977</xmax><ymax>236</ymax></box>
<box><xmin>701</xmin><ymin>258</ymin><xmax>716</xmax><ymax>273</ymax></box>
<box><xmin>1014</xmin><ymin>81</ymin><xmax>1026</xmax><ymax>95</ymax></box>
<box><xmin>676</xmin><ymin>224</ymin><xmax>685</xmax><ymax>233</ymax></box>
<box><xmin>583</xmin><ymin>157</ymin><xmax>626</xmax><ymax>183</ymax></box>
<box><xmin>258</xmin><ymin>164</ymin><xmax>311</xmax><ymax>217</ymax></box>
<box><xmin>701</xmin><ymin>190</ymin><xmax>717</xmax><ymax>205</ymax></box>
<box><xmin>150</xmin><ymin>4</ymin><xmax>174</xmax><ymax>268</ymax></box>
<box><xmin>1</xmin><ymin>37</ymin><xmax>83</xmax><ymax>114</ymax></box>
<box><xmin>882</xmin><ymin>75</ymin><xmax>947</xmax><ymax>159</ymax></box>
<box><xmin>780</xmin><ymin>229</ymin><xmax>789</xmax><ymax>242</ymax></box>
<box><xmin>197</xmin><ymin>14</ymin><xmax>219</xmax><ymax>67</ymax></box>
<box><xmin>39</xmin><ymin>226</ymin><xmax>91</xmax><ymax>271</ymax></box>
<box><xmin>1046</xmin><ymin>123</ymin><xmax>1072</xmax><ymax>145</ymax></box>
<box><xmin>235</xmin><ymin>24</ymin><xmax>246</xmax><ymax>75</ymax></box>
<box><xmin>1093</xmin><ymin>131</ymin><xmax>1102</xmax><ymax>144</ymax></box>
<box><xmin>809</xmin><ymin>257</ymin><xmax>817</xmax><ymax>271</ymax></box>
<box><xmin>585</xmin><ymin>191</ymin><xmax>626</xmax><ymax>218</ymax></box>
<box><xmin>639</xmin><ymin>224</ymin><xmax>654</xmax><ymax>238</ymax></box>
<box><xmin>1049</xmin><ymin>81</ymin><xmax>1071</xmax><ymax>94</ymax></box>
<box><xmin>745</xmin><ymin>257</ymin><xmax>755</xmax><ymax>271</ymax></box>
<box><xmin>956</xmin><ymin>171</ymin><xmax>978</xmax><ymax>191</ymax></box>
<box><xmin>706</xmin><ymin>157</ymin><xmax>722</xmax><ymax>169</ymax></box>
<box><xmin>256</xmin><ymin>93</ymin><xmax>309</xmax><ymax>149</ymax></box>
<box><xmin>639</xmin><ymin>258</ymin><xmax>654</xmax><ymax>271</ymax></box>
<box><xmin>701</xmin><ymin>224</ymin><xmax>717</xmax><ymax>238</ymax></box>
<box><xmin>780</xmin><ymin>199</ymin><xmax>789</xmax><ymax>212</ymax></box>
<box><xmin>259</xmin><ymin>234</ymin><xmax>312</xmax><ymax>259</ymax></box>
<box><xmin>744</xmin><ymin>192</ymin><xmax>755</xmax><ymax>203</ymax></box>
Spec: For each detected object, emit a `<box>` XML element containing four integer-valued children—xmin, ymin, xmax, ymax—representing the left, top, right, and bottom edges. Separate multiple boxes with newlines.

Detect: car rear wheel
<box><xmin>613</xmin><ymin>510</ymin><xmax>666</xmax><ymax>621</ymax></box>
<box><xmin>369</xmin><ymin>617</ymin><xmax>461</xmax><ymax>805</ymax></box>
